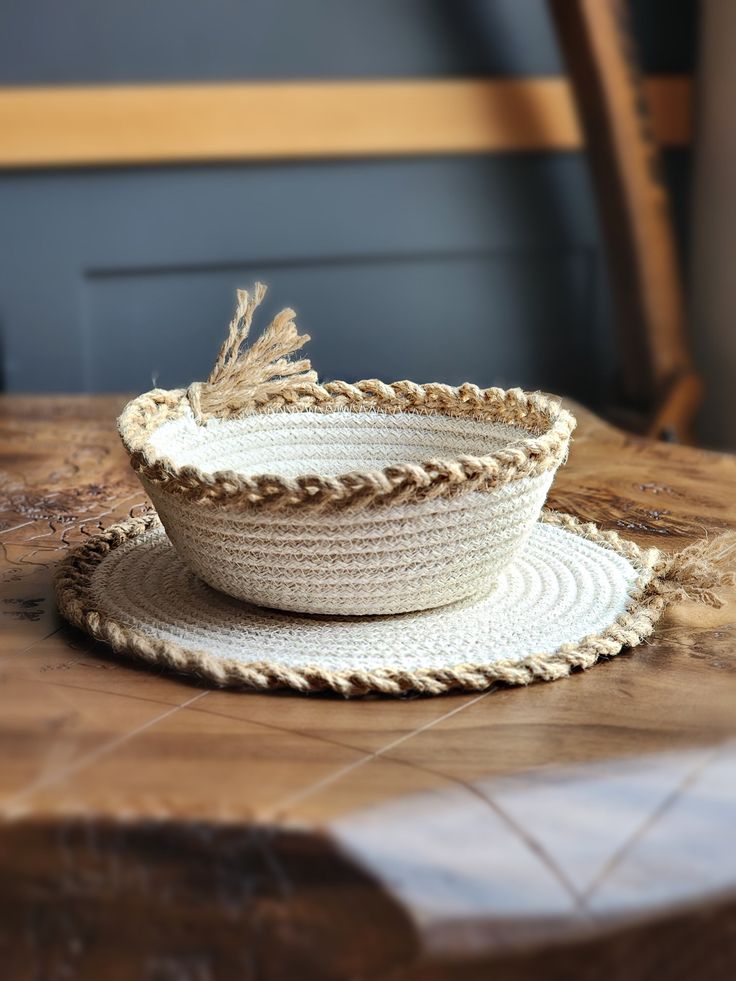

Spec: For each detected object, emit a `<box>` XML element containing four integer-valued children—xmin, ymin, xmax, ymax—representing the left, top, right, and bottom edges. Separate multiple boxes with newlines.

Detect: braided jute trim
<box><xmin>117</xmin><ymin>285</ymin><xmax>576</xmax><ymax>513</ymax></box>
<box><xmin>54</xmin><ymin>511</ymin><xmax>736</xmax><ymax>697</ymax></box>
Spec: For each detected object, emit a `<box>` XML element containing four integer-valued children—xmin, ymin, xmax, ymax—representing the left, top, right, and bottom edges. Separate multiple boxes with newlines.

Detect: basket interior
<box><xmin>147</xmin><ymin>409</ymin><xmax>532</xmax><ymax>479</ymax></box>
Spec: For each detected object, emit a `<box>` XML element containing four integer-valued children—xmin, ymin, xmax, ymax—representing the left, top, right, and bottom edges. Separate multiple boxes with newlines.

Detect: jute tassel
<box><xmin>187</xmin><ymin>283</ymin><xmax>317</xmax><ymax>424</ymax></box>
<box><xmin>656</xmin><ymin>530</ymin><xmax>736</xmax><ymax>608</ymax></box>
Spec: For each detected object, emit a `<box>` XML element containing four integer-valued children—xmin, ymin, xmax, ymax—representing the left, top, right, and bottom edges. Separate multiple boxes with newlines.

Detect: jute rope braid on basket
<box><xmin>73</xmin><ymin>281</ymin><xmax>736</xmax><ymax>695</ymax></box>
<box><xmin>117</xmin><ymin>284</ymin><xmax>577</xmax><ymax>513</ymax></box>
<box><xmin>54</xmin><ymin>510</ymin><xmax>736</xmax><ymax>697</ymax></box>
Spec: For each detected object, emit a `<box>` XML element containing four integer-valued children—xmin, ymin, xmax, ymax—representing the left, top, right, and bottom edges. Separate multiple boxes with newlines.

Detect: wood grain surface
<box><xmin>1</xmin><ymin>395</ymin><xmax>736</xmax><ymax>979</ymax></box>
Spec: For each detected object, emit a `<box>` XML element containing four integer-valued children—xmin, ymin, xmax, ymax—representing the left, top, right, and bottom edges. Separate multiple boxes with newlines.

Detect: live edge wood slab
<box><xmin>1</xmin><ymin>395</ymin><xmax>736</xmax><ymax>981</ymax></box>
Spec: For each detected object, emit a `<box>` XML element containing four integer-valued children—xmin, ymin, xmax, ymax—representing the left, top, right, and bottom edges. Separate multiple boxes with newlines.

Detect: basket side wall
<box><xmin>141</xmin><ymin>471</ymin><xmax>555</xmax><ymax>615</ymax></box>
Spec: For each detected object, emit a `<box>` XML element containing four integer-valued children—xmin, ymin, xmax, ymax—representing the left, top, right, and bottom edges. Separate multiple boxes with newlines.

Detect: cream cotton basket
<box><xmin>117</xmin><ymin>284</ymin><xmax>576</xmax><ymax>616</ymax></box>
<box><xmin>58</xmin><ymin>284</ymin><xmax>736</xmax><ymax>697</ymax></box>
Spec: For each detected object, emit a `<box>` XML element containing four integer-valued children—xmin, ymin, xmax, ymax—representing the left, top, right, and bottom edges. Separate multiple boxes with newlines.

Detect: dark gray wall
<box><xmin>0</xmin><ymin>0</ymin><xmax>695</xmax><ymax>83</ymax></box>
<box><xmin>0</xmin><ymin>0</ymin><xmax>695</xmax><ymax>405</ymax></box>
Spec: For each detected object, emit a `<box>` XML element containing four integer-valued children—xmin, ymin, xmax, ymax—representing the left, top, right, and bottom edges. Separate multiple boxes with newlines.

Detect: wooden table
<box><xmin>2</xmin><ymin>395</ymin><xmax>736</xmax><ymax>980</ymax></box>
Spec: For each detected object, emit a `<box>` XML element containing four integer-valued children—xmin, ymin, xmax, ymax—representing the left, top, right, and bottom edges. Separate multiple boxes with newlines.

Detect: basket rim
<box><xmin>117</xmin><ymin>379</ymin><xmax>576</xmax><ymax>512</ymax></box>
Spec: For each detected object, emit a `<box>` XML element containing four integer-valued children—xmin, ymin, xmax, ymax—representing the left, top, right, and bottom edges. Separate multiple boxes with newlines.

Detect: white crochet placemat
<box><xmin>55</xmin><ymin>510</ymin><xmax>690</xmax><ymax>696</ymax></box>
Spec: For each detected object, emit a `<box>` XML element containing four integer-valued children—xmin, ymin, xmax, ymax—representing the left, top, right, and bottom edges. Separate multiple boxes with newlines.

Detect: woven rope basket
<box><xmin>118</xmin><ymin>285</ymin><xmax>576</xmax><ymax>615</ymax></box>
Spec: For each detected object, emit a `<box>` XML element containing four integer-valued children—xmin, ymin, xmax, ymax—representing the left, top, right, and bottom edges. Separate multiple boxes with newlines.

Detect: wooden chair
<box><xmin>549</xmin><ymin>0</ymin><xmax>701</xmax><ymax>442</ymax></box>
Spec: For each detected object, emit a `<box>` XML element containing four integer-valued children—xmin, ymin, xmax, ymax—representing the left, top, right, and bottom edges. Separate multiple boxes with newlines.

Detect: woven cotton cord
<box><xmin>54</xmin><ymin>510</ymin><xmax>736</xmax><ymax>697</ymax></box>
<box><xmin>547</xmin><ymin>512</ymin><xmax>736</xmax><ymax>609</ymax></box>
<box><xmin>117</xmin><ymin>284</ymin><xmax>577</xmax><ymax>513</ymax></box>
<box><xmin>144</xmin><ymin>469</ymin><xmax>553</xmax><ymax>615</ymax></box>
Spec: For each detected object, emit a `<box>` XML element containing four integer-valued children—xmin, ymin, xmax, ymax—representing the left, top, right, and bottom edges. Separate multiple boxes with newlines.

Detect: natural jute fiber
<box><xmin>117</xmin><ymin>286</ymin><xmax>575</xmax><ymax>514</ymax></box>
<box><xmin>59</xmin><ymin>282</ymin><xmax>734</xmax><ymax>695</ymax></box>
<box><xmin>117</xmin><ymin>284</ymin><xmax>576</xmax><ymax>615</ymax></box>
<box><xmin>54</xmin><ymin>510</ymin><xmax>736</xmax><ymax>697</ymax></box>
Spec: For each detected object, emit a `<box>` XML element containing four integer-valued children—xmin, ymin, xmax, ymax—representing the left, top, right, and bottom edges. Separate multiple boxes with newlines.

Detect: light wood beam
<box><xmin>0</xmin><ymin>76</ymin><xmax>690</xmax><ymax>169</ymax></box>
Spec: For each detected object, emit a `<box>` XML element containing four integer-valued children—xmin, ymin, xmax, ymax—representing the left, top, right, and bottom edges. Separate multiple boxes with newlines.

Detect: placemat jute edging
<box><xmin>54</xmin><ymin>509</ymin><xmax>736</xmax><ymax>697</ymax></box>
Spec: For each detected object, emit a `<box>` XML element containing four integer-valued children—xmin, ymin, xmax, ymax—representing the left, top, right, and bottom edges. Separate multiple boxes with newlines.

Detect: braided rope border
<box><xmin>117</xmin><ymin>383</ymin><xmax>576</xmax><ymax>513</ymax></box>
<box><xmin>55</xmin><ymin>510</ymin><xmax>680</xmax><ymax>697</ymax></box>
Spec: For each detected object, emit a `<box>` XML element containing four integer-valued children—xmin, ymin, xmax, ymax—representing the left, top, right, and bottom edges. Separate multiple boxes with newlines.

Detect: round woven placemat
<box><xmin>53</xmin><ymin>509</ymin><xmax>708</xmax><ymax>697</ymax></box>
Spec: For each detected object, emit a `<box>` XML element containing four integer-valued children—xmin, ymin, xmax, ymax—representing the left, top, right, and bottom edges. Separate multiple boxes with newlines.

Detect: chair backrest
<box><xmin>549</xmin><ymin>0</ymin><xmax>701</xmax><ymax>441</ymax></box>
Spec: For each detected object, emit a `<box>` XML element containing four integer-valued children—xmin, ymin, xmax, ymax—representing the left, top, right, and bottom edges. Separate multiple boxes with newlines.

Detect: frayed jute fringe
<box><xmin>186</xmin><ymin>283</ymin><xmax>317</xmax><ymax>424</ymax></box>
<box><xmin>117</xmin><ymin>285</ymin><xmax>576</xmax><ymax>513</ymax></box>
<box><xmin>653</xmin><ymin>531</ymin><xmax>736</xmax><ymax>607</ymax></box>
<box><xmin>54</xmin><ymin>510</ymin><xmax>736</xmax><ymax>697</ymax></box>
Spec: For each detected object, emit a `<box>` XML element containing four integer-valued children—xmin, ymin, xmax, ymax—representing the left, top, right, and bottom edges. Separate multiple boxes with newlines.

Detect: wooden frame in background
<box><xmin>0</xmin><ymin>76</ymin><xmax>690</xmax><ymax>168</ymax></box>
